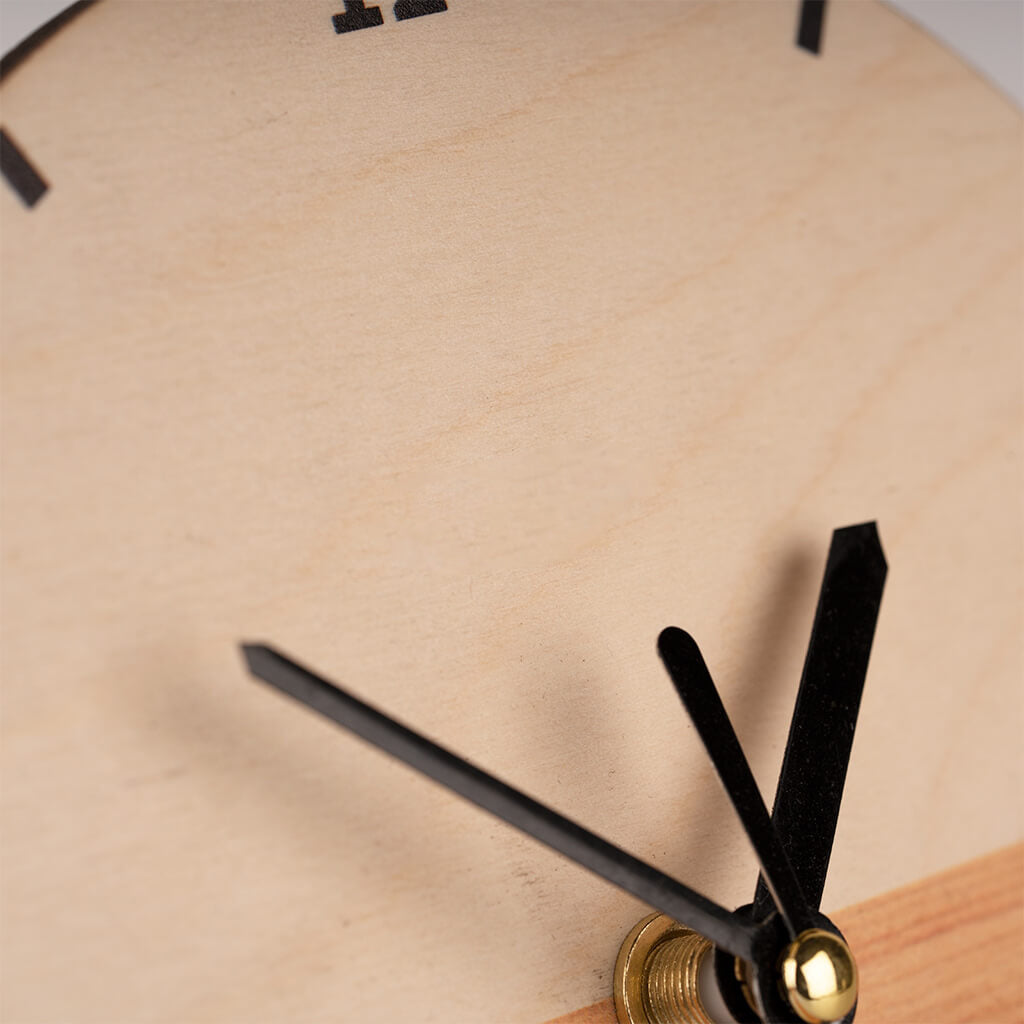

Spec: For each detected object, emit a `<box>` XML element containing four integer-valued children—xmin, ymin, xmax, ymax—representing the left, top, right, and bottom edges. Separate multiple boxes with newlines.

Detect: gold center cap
<box><xmin>779</xmin><ymin>929</ymin><xmax>859</xmax><ymax>1024</ymax></box>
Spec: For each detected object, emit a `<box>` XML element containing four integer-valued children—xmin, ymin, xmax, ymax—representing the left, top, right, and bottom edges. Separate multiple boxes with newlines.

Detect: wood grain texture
<box><xmin>1</xmin><ymin>2</ymin><xmax>1021</xmax><ymax>1022</ymax></box>
<box><xmin>545</xmin><ymin>843</ymin><xmax>1024</xmax><ymax>1024</ymax></box>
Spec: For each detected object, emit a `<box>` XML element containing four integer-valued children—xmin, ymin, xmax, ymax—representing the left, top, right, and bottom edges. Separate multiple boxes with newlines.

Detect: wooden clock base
<box><xmin>548</xmin><ymin>843</ymin><xmax>1024</xmax><ymax>1024</ymax></box>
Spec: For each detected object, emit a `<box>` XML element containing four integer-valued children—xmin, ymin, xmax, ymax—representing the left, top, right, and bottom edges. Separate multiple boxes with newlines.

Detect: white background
<box><xmin>1</xmin><ymin>0</ymin><xmax>1022</xmax><ymax>108</ymax></box>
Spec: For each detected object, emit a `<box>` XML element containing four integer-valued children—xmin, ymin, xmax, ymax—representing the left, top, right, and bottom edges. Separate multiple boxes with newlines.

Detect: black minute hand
<box><xmin>753</xmin><ymin>521</ymin><xmax>887</xmax><ymax>918</ymax></box>
<box><xmin>658</xmin><ymin>627</ymin><xmax>814</xmax><ymax>938</ymax></box>
<box><xmin>241</xmin><ymin>643</ymin><xmax>757</xmax><ymax>960</ymax></box>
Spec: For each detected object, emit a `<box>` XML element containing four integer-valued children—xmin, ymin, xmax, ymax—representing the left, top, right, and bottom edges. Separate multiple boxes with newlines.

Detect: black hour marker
<box><xmin>797</xmin><ymin>0</ymin><xmax>827</xmax><ymax>55</ymax></box>
<box><xmin>332</xmin><ymin>2</ymin><xmax>385</xmax><ymax>34</ymax></box>
<box><xmin>394</xmin><ymin>1</ymin><xmax>447</xmax><ymax>20</ymax></box>
<box><xmin>1</xmin><ymin>128</ymin><xmax>48</xmax><ymax>208</ymax></box>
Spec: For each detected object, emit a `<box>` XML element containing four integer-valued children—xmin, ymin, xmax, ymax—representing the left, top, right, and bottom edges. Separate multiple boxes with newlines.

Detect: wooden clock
<box><xmin>1</xmin><ymin>3</ymin><xmax>1020</xmax><ymax>1022</ymax></box>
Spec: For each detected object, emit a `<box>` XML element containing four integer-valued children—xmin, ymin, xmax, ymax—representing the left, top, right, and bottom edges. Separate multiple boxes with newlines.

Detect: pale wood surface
<box><xmin>546</xmin><ymin>843</ymin><xmax>1024</xmax><ymax>1024</ymax></box>
<box><xmin>1</xmin><ymin>3</ymin><xmax>1021</xmax><ymax>1022</ymax></box>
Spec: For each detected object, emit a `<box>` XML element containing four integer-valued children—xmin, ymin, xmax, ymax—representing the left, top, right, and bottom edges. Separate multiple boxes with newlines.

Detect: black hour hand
<box><xmin>658</xmin><ymin>627</ymin><xmax>813</xmax><ymax>937</ymax></box>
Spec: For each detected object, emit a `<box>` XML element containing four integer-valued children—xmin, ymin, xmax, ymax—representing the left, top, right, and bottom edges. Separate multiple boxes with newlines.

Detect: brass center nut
<box><xmin>778</xmin><ymin>929</ymin><xmax>859</xmax><ymax>1024</ymax></box>
<box><xmin>614</xmin><ymin>913</ymin><xmax>714</xmax><ymax>1024</ymax></box>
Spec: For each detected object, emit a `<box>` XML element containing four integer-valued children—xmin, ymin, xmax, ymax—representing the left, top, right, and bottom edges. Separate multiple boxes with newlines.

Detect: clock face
<box><xmin>1</xmin><ymin>3</ymin><xmax>1020</xmax><ymax>1023</ymax></box>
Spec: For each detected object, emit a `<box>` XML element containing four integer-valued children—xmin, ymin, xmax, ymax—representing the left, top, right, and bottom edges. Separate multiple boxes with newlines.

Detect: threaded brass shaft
<box><xmin>642</xmin><ymin>932</ymin><xmax>714</xmax><ymax>1024</ymax></box>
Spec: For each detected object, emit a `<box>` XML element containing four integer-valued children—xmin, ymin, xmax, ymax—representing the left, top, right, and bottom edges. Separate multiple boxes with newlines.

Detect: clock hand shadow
<box><xmin>105</xmin><ymin>532</ymin><xmax>820</xmax><ymax>1009</ymax></box>
<box><xmin>657</xmin><ymin>539</ymin><xmax>822</xmax><ymax>921</ymax></box>
<box><xmin>470</xmin><ymin>537</ymin><xmax>821</xmax><ymax>978</ymax></box>
<box><xmin>114</xmin><ymin>634</ymin><xmax>645</xmax><ymax>1001</ymax></box>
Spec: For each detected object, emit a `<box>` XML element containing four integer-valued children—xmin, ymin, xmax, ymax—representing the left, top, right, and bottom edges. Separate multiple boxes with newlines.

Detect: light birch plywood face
<box><xmin>1</xmin><ymin>3</ymin><xmax>1020</xmax><ymax>1022</ymax></box>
